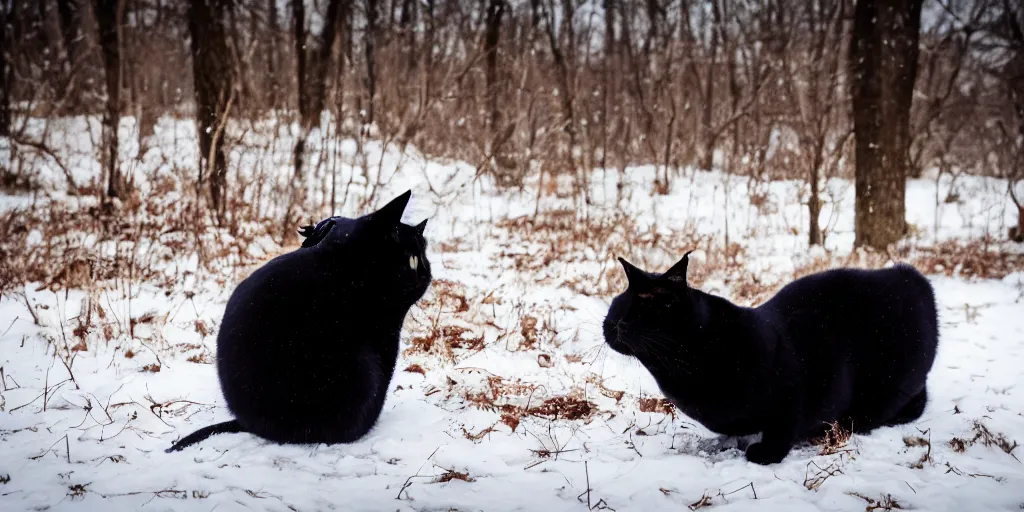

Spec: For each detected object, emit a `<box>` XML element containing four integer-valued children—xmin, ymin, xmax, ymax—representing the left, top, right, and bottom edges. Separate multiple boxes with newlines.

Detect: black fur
<box><xmin>603</xmin><ymin>253</ymin><xmax>938</xmax><ymax>464</ymax></box>
<box><xmin>167</xmin><ymin>190</ymin><xmax>431</xmax><ymax>452</ymax></box>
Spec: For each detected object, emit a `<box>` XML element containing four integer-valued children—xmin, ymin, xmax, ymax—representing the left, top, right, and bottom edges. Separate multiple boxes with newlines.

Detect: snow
<box><xmin>2</xmin><ymin>118</ymin><xmax>1023</xmax><ymax>511</ymax></box>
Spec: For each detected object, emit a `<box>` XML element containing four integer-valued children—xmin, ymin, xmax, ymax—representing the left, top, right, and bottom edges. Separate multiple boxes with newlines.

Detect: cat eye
<box><xmin>409</xmin><ymin>255</ymin><xmax>418</xmax><ymax>270</ymax></box>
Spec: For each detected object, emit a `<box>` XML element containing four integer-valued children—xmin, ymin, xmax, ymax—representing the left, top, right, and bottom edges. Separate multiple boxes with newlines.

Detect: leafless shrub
<box><xmin>911</xmin><ymin>240</ymin><xmax>1024</xmax><ymax>279</ymax></box>
<box><xmin>847</xmin><ymin>493</ymin><xmax>904</xmax><ymax>511</ymax></box>
<box><xmin>904</xmin><ymin>429</ymin><xmax>932</xmax><ymax>469</ymax></box>
<box><xmin>804</xmin><ymin>458</ymin><xmax>846</xmax><ymax>491</ymax></box>
<box><xmin>950</xmin><ymin>420</ymin><xmax>1021</xmax><ymax>461</ymax></box>
<box><xmin>814</xmin><ymin>421</ymin><xmax>853</xmax><ymax>456</ymax></box>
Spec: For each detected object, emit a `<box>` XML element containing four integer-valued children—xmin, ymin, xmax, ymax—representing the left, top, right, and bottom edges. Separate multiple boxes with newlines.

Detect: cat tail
<box><xmin>165</xmin><ymin>420</ymin><xmax>244</xmax><ymax>453</ymax></box>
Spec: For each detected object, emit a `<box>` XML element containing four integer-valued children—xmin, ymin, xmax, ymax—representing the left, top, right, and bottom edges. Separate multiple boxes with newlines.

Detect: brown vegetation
<box><xmin>2</xmin><ymin>0</ymin><xmax>1021</xmax><ymax>250</ymax></box>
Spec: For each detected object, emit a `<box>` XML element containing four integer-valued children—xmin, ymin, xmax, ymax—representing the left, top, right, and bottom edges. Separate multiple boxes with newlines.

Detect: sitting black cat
<box><xmin>167</xmin><ymin>190</ymin><xmax>431</xmax><ymax>452</ymax></box>
<box><xmin>603</xmin><ymin>252</ymin><xmax>938</xmax><ymax>464</ymax></box>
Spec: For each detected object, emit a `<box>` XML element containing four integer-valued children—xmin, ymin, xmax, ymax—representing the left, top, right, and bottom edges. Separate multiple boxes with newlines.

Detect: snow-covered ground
<box><xmin>2</xmin><ymin>118</ymin><xmax>1023</xmax><ymax>511</ymax></box>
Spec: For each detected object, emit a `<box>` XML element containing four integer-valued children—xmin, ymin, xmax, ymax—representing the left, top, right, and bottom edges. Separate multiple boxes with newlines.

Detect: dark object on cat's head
<box><xmin>603</xmin><ymin>251</ymin><xmax>698</xmax><ymax>358</ymax></box>
<box><xmin>291</xmin><ymin>190</ymin><xmax>432</xmax><ymax>301</ymax></box>
<box><xmin>298</xmin><ymin>190</ymin><xmax>428</xmax><ymax>247</ymax></box>
<box><xmin>166</xmin><ymin>190</ymin><xmax>431</xmax><ymax>453</ymax></box>
<box><xmin>298</xmin><ymin>218</ymin><xmax>337</xmax><ymax>247</ymax></box>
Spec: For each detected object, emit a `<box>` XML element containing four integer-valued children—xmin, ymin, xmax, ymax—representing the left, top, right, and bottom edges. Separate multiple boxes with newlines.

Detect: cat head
<box><xmin>602</xmin><ymin>251</ymin><xmax>706</xmax><ymax>362</ymax></box>
<box><xmin>298</xmin><ymin>190</ymin><xmax>432</xmax><ymax>306</ymax></box>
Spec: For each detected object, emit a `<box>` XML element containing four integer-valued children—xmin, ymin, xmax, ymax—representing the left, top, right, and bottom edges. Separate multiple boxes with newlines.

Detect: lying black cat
<box><xmin>167</xmin><ymin>190</ymin><xmax>431</xmax><ymax>452</ymax></box>
<box><xmin>603</xmin><ymin>253</ymin><xmax>938</xmax><ymax>464</ymax></box>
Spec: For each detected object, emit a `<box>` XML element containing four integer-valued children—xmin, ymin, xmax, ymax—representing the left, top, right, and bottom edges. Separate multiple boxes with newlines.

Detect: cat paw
<box><xmin>744</xmin><ymin>442</ymin><xmax>788</xmax><ymax>465</ymax></box>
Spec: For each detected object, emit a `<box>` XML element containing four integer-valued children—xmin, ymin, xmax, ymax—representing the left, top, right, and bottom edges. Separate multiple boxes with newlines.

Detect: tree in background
<box><xmin>6</xmin><ymin>0</ymin><xmax>1023</xmax><ymax>246</ymax></box>
<box><xmin>188</xmin><ymin>0</ymin><xmax>235</xmax><ymax>223</ymax></box>
<box><xmin>784</xmin><ymin>0</ymin><xmax>852</xmax><ymax>246</ymax></box>
<box><xmin>362</xmin><ymin>0</ymin><xmax>378</xmax><ymax>131</ymax></box>
<box><xmin>55</xmin><ymin>0</ymin><xmax>82</xmax><ymax>112</ymax></box>
<box><xmin>93</xmin><ymin>0</ymin><xmax>128</xmax><ymax>200</ymax></box>
<box><xmin>849</xmin><ymin>0</ymin><xmax>924</xmax><ymax>249</ymax></box>
<box><xmin>1</xmin><ymin>0</ymin><xmax>10</xmax><ymax>137</ymax></box>
<box><xmin>990</xmin><ymin>0</ymin><xmax>1023</xmax><ymax>241</ymax></box>
<box><xmin>292</xmin><ymin>0</ymin><xmax>346</xmax><ymax>180</ymax></box>
<box><xmin>286</xmin><ymin>0</ymin><xmax>346</xmax><ymax>237</ymax></box>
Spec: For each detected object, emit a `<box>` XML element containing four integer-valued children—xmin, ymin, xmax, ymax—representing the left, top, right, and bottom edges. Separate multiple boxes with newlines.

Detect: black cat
<box><xmin>603</xmin><ymin>252</ymin><xmax>938</xmax><ymax>464</ymax></box>
<box><xmin>167</xmin><ymin>190</ymin><xmax>431</xmax><ymax>452</ymax></box>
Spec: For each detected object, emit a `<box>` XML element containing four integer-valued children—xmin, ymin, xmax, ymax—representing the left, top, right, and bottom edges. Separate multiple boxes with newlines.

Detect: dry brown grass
<box><xmin>494</xmin><ymin>209</ymin><xmax>710</xmax><ymax>299</ymax></box>
<box><xmin>0</xmin><ymin>186</ymin><xmax>272</xmax><ymax>296</ymax></box>
<box><xmin>847</xmin><ymin>493</ymin><xmax>904</xmax><ymax>511</ymax></box>
<box><xmin>423</xmin><ymin>279</ymin><xmax>471</xmax><ymax>313</ymax></box>
<box><xmin>638</xmin><ymin>397</ymin><xmax>676</xmax><ymax>416</ymax></box>
<box><xmin>804</xmin><ymin>458</ymin><xmax>846</xmax><ymax>491</ymax></box>
<box><xmin>185</xmin><ymin>354</ymin><xmax>212</xmax><ymax>364</ymax></box>
<box><xmin>432</xmin><ymin>468</ymin><xmax>475</xmax><ymax>484</ymax></box>
<box><xmin>519</xmin><ymin>315</ymin><xmax>539</xmax><ymax>350</ymax></box>
<box><xmin>949</xmin><ymin>420</ymin><xmax>1020</xmax><ymax>460</ymax></box>
<box><xmin>408</xmin><ymin>327</ymin><xmax>484</xmax><ymax>360</ymax></box>
<box><xmin>526</xmin><ymin>396</ymin><xmax>597</xmax><ymax>421</ymax></box>
<box><xmin>813</xmin><ymin>422</ymin><xmax>853</xmax><ymax>456</ymax></box>
<box><xmin>911</xmin><ymin>240</ymin><xmax>1024</xmax><ymax>279</ymax></box>
<box><xmin>903</xmin><ymin>430</ymin><xmax>933</xmax><ymax>469</ymax></box>
<box><xmin>688</xmin><ymin>492</ymin><xmax>713</xmax><ymax>510</ymax></box>
<box><xmin>459</xmin><ymin>374</ymin><xmax>599</xmax><ymax>430</ymax></box>
<box><xmin>586</xmin><ymin>374</ymin><xmax>625</xmax><ymax>403</ymax></box>
<box><xmin>403</xmin><ymin>364</ymin><xmax>426</xmax><ymax>375</ymax></box>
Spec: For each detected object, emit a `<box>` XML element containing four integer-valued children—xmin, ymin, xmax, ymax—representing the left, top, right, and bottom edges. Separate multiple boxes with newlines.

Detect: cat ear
<box><xmin>618</xmin><ymin>257</ymin><xmax>649</xmax><ymax>286</ymax></box>
<box><xmin>662</xmin><ymin>250</ymin><xmax>694</xmax><ymax>284</ymax></box>
<box><xmin>370</xmin><ymin>190</ymin><xmax>412</xmax><ymax>229</ymax></box>
<box><xmin>414</xmin><ymin>219</ymin><xmax>428</xmax><ymax>236</ymax></box>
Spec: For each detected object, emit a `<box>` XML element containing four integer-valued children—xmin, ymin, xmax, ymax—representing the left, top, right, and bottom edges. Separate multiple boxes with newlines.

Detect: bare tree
<box><xmin>93</xmin><ymin>0</ymin><xmax>127</xmax><ymax>199</ymax></box>
<box><xmin>697</xmin><ymin>4</ymin><xmax>720</xmax><ymax>172</ymax></box>
<box><xmin>188</xmin><ymin>0</ymin><xmax>235</xmax><ymax>221</ymax></box>
<box><xmin>1</xmin><ymin>0</ymin><xmax>10</xmax><ymax>137</ymax></box>
<box><xmin>2</xmin><ymin>0</ymin><xmax>1017</xmax><ymax>245</ymax></box>
<box><xmin>783</xmin><ymin>0</ymin><xmax>851</xmax><ymax>246</ymax></box>
<box><xmin>849</xmin><ymin>0</ymin><xmax>924</xmax><ymax>249</ymax></box>
<box><xmin>54</xmin><ymin>0</ymin><xmax>82</xmax><ymax>109</ymax></box>
<box><xmin>987</xmin><ymin>0</ymin><xmax>1024</xmax><ymax>240</ymax></box>
<box><xmin>264</xmin><ymin>0</ymin><xmax>280</xmax><ymax>111</ymax></box>
<box><xmin>292</xmin><ymin>0</ymin><xmax>345</xmax><ymax>179</ymax></box>
<box><xmin>363</xmin><ymin>0</ymin><xmax>378</xmax><ymax>129</ymax></box>
<box><xmin>485</xmin><ymin>0</ymin><xmax>505</xmax><ymax>135</ymax></box>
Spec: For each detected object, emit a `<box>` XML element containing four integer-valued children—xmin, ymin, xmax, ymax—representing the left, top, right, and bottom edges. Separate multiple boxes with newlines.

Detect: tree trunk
<box><xmin>400</xmin><ymin>0</ymin><xmax>416</xmax><ymax>72</ymax></box>
<box><xmin>849</xmin><ymin>0</ymin><xmax>923</xmax><ymax>249</ymax></box>
<box><xmin>131</xmin><ymin>0</ymin><xmax>155</xmax><ymax>142</ymax></box>
<box><xmin>291</xmin><ymin>0</ymin><xmax>307</xmax><ymax>179</ymax></box>
<box><xmin>808</xmin><ymin>149</ymin><xmax>823</xmax><ymax>246</ymax></box>
<box><xmin>544</xmin><ymin>0</ymin><xmax>577</xmax><ymax>161</ymax></box>
<box><xmin>56</xmin><ymin>0</ymin><xmax>80</xmax><ymax>110</ymax></box>
<box><xmin>364</xmin><ymin>0</ymin><xmax>379</xmax><ymax>129</ymax></box>
<box><xmin>309</xmin><ymin>0</ymin><xmax>344</xmax><ymax>127</ymax></box>
<box><xmin>93</xmin><ymin>0</ymin><xmax>126</xmax><ymax>199</ymax></box>
<box><xmin>267</xmin><ymin>0</ymin><xmax>279</xmax><ymax>111</ymax></box>
<box><xmin>699</xmin><ymin>7</ymin><xmax>719</xmax><ymax>171</ymax></box>
<box><xmin>484</xmin><ymin>0</ymin><xmax>505</xmax><ymax>133</ymax></box>
<box><xmin>601</xmin><ymin>0</ymin><xmax>614</xmax><ymax>170</ymax></box>
<box><xmin>1001</xmin><ymin>0</ymin><xmax>1023</xmax><ymax>241</ymax></box>
<box><xmin>0</xmin><ymin>0</ymin><xmax>10</xmax><ymax>136</ymax></box>
<box><xmin>292</xmin><ymin>0</ymin><xmax>344</xmax><ymax>179</ymax></box>
<box><xmin>188</xmin><ymin>0</ymin><xmax>234</xmax><ymax>221</ymax></box>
